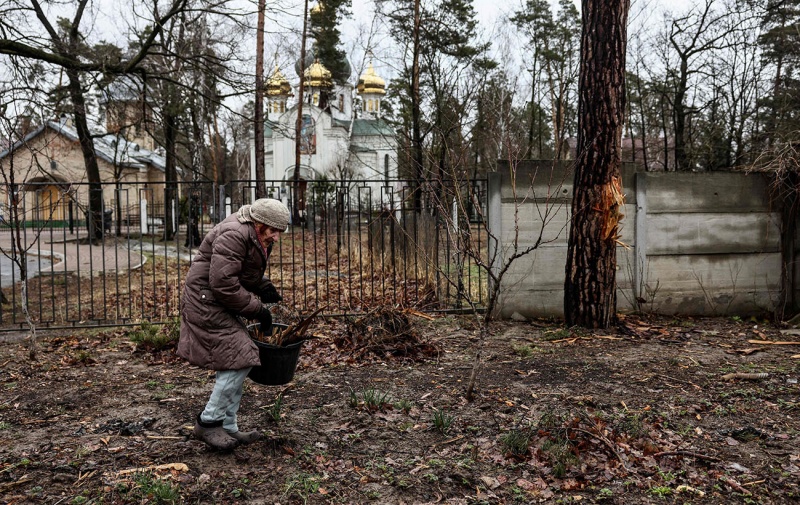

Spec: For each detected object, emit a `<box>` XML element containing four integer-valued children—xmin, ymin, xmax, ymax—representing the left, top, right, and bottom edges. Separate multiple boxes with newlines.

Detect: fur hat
<box><xmin>249</xmin><ymin>198</ymin><xmax>290</xmax><ymax>230</ymax></box>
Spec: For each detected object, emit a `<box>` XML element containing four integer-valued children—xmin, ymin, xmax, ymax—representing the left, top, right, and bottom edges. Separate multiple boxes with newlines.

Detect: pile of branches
<box><xmin>337</xmin><ymin>307</ymin><xmax>439</xmax><ymax>360</ymax></box>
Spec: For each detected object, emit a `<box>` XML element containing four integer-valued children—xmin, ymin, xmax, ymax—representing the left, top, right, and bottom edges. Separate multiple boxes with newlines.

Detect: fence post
<box><xmin>634</xmin><ymin>172</ymin><xmax>648</xmax><ymax>302</ymax></box>
<box><xmin>218</xmin><ymin>184</ymin><xmax>225</xmax><ymax>223</ymax></box>
<box><xmin>171</xmin><ymin>198</ymin><xmax>177</xmax><ymax>233</ymax></box>
<box><xmin>140</xmin><ymin>198</ymin><xmax>148</xmax><ymax>235</ymax></box>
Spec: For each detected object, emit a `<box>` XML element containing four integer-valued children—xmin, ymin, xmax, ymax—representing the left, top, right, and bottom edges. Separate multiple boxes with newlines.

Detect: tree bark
<box><xmin>254</xmin><ymin>0</ymin><xmax>267</xmax><ymax>199</ymax></box>
<box><xmin>293</xmin><ymin>0</ymin><xmax>310</xmax><ymax>224</ymax></box>
<box><xmin>66</xmin><ymin>68</ymin><xmax>104</xmax><ymax>241</ymax></box>
<box><xmin>564</xmin><ymin>0</ymin><xmax>629</xmax><ymax>329</ymax></box>
<box><xmin>163</xmin><ymin>108</ymin><xmax>178</xmax><ymax>240</ymax></box>
<box><xmin>673</xmin><ymin>58</ymin><xmax>689</xmax><ymax>171</ymax></box>
<box><xmin>410</xmin><ymin>0</ymin><xmax>423</xmax><ymax>212</ymax></box>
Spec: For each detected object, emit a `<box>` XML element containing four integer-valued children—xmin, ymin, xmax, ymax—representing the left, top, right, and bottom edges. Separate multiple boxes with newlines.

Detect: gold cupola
<box><xmin>310</xmin><ymin>1</ymin><xmax>324</xmax><ymax>15</ymax></box>
<box><xmin>265</xmin><ymin>65</ymin><xmax>293</xmax><ymax>97</ymax></box>
<box><xmin>303</xmin><ymin>59</ymin><xmax>332</xmax><ymax>89</ymax></box>
<box><xmin>357</xmin><ymin>62</ymin><xmax>386</xmax><ymax>96</ymax></box>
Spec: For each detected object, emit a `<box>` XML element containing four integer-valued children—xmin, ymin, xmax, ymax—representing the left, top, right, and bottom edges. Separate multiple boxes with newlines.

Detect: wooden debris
<box><xmin>654</xmin><ymin>450</ymin><xmax>721</xmax><ymax>462</ymax></box>
<box><xmin>720</xmin><ymin>372</ymin><xmax>769</xmax><ymax>380</ymax></box>
<box><xmin>734</xmin><ymin>348</ymin><xmax>762</xmax><ymax>356</ymax></box>
<box><xmin>721</xmin><ymin>476</ymin><xmax>751</xmax><ymax>495</ymax></box>
<box><xmin>747</xmin><ymin>340</ymin><xmax>800</xmax><ymax>346</ymax></box>
<box><xmin>404</xmin><ymin>308</ymin><xmax>434</xmax><ymax>320</ymax></box>
<box><xmin>116</xmin><ymin>463</ymin><xmax>189</xmax><ymax>476</ymax></box>
<box><xmin>252</xmin><ymin>306</ymin><xmax>326</xmax><ymax>346</ymax></box>
<box><xmin>0</xmin><ymin>475</ymin><xmax>32</xmax><ymax>492</ymax></box>
<box><xmin>338</xmin><ymin>307</ymin><xmax>439</xmax><ymax>359</ymax></box>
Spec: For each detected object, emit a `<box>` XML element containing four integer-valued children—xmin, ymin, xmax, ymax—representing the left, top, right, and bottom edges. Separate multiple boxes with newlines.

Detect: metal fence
<box><xmin>0</xmin><ymin>178</ymin><xmax>489</xmax><ymax>330</ymax></box>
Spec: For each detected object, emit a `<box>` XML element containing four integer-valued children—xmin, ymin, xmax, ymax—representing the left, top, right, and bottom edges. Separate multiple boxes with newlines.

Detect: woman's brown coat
<box><xmin>177</xmin><ymin>213</ymin><xmax>267</xmax><ymax>370</ymax></box>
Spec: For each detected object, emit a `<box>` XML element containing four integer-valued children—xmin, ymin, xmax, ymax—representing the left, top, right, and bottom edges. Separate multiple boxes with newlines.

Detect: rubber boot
<box><xmin>227</xmin><ymin>430</ymin><xmax>262</xmax><ymax>444</ymax></box>
<box><xmin>194</xmin><ymin>414</ymin><xmax>237</xmax><ymax>451</ymax></box>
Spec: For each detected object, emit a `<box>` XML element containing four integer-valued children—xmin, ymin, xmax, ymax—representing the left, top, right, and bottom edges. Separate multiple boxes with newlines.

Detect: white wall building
<box><xmin>250</xmin><ymin>57</ymin><xmax>398</xmax><ymax>211</ymax></box>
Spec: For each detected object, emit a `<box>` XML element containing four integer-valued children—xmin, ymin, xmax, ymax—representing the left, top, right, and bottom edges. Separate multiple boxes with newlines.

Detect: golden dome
<box><xmin>310</xmin><ymin>2</ymin><xmax>324</xmax><ymax>15</ymax></box>
<box><xmin>304</xmin><ymin>59</ymin><xmax>332</xmax><ymax>88</ymax></box>
<box><xmin>357</xmin><ymin>62</ymin><xmax>386</xmax><ymax>96</ymax></box>
<box><xmin>265</xmin><ymin>65</ymin><xmax>293</xmax><ymax>96</ymax></box>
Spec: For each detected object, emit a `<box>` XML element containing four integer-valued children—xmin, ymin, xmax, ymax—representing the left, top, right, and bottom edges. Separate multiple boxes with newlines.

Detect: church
<box><xmin>249</xmin><ymin>16</ymin><xmax>398</xmax><ymax>211</ymax></box>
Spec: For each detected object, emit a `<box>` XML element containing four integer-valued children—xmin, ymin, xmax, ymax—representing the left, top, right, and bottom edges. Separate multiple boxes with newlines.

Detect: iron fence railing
<box><xmin>0</xmin><ymin>178</ymin><xmax>489</xmax><ymax>330</ymax></box>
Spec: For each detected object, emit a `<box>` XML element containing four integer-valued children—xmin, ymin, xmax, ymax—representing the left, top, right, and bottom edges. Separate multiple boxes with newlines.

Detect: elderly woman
<box><xmin>178</xmin><ymin>198</ymin><xmax>290</xmax><ymax>450</ymax></box>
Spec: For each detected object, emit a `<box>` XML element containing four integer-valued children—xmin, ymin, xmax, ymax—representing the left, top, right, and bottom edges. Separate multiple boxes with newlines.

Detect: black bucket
<box><xmin>248</xmin><ymin>323</ymin><xmax>303</xmax><ymax>385</ymax></box>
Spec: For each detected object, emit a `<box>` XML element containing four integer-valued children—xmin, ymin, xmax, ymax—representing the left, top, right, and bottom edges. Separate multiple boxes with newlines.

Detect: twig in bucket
<box><xmin>251</xmin><ymin>306</ymin><xmax>327</xmax><ymax>346</ymax></box>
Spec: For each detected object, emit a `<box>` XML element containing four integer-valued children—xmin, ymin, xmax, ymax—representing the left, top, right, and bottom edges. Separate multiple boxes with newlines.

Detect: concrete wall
<box><xmin>491</xmin><ymin>161</ymin><xmax>790</xmax><ymax>318</ymax></box>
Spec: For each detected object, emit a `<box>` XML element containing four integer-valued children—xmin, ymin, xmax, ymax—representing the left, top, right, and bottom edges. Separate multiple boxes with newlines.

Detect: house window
<box><xmin>339</xmin><ymin>94</ymin><xmax>344</xmax><ymax>111</ymax></box>
<box><xmin>384</xmin><ymin>154</ymin><xmax>390</xmax><ymax>183</ymax></box>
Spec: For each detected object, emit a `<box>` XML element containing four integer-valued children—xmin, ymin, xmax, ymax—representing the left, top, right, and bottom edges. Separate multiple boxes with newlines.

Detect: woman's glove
<box><xmin>257</xmin><ymin>280</ymin><xmax>282</xmax><ymax>304</ymax></box>
<box><xmin>257</xmin><ymin>305</ymin><xmax>273</xmax><ymax>334</ymax></box>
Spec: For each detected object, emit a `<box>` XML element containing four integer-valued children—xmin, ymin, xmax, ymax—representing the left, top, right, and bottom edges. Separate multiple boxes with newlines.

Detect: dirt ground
<box><xmin>0</xmin><ymin>313</ymin><xmax>798</xmax><ymax>504</ymax></box>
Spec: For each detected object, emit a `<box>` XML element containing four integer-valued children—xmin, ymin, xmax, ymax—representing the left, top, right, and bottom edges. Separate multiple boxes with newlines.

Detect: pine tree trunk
<box><xmin>564</xmin><ymin>0</ymin><xmax>630</xmax><ymax>329</ymax></box>
<box><xmin>410</xmin><ymin>0</ymin><xmax>423</xmax><ymax>212</ymax></box>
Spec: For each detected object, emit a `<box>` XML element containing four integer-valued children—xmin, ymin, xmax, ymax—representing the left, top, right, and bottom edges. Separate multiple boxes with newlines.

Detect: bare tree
<box><xmin>0</xmin><ymin>0</ymin><xmax>192</xmax><ymax>240</ymax></box>
<box><xmin>254</xmin><ymin>0</ymin><xmax>268</xmax><ymax>198</ymax></box>
<box><xmin>666</xmin><ymin>0</ymin><xmax>744</xmax><ymax>171</ymax></box>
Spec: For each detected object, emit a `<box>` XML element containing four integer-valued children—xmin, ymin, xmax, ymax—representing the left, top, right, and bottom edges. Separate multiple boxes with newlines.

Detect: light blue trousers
<box><xmin>200</xmin><ymin>368</ymin><xmax>252</xmax><ymax>433</ymax></box>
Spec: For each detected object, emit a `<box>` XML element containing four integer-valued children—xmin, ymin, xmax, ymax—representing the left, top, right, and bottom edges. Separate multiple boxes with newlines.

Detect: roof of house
<box><xmin>0</xmin><ymin>120</ymin><xmax>165</xmax><ymax>172</ymax></box>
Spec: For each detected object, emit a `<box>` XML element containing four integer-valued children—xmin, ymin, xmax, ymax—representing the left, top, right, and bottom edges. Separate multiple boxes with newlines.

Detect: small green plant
<box><xmin>427</xmin><ymin>458</ymin><xmax>445</xmax><ymax>468</ymax></box>
<box><xmin>649</xmin><ymin>485</ymin><xmax>672</xmax><ymax>497</ymax></box>
<box><xmin>348</xmin><ymin>387</ymin><xmax>359</xmax><ymax>408</ymax></box>
<box><xmin>619</xmin><ymin>413</ymin><xmax>645</xmax><ymax>437</ymax></box>
<box><xmin>284</xmin><ymin>472</ymin><xmax>322</xmax><ymax>504</ymax></box>
<box><xmin>432</xmin><ymin>408</ymin><xmax>455</xmax><ymax>435</ymax></box>
<box><xmin>129</xmin><ymin>321</ymin><xmax>178</xmax><ymax>351</ymax></box>
<box><xmin>361</xmin><ymin>388</ymin><xmax>391</xmax><ymax>411</ymax></box>
<box><xmin>542</xmin><ymin>437</ymin><xmax>576</xmax><ymax>478</ymax></box>
<box><xmin>538</xmin><ymin>409</ymin><xmax>565</xmax><ymax>430</ymax></box>
<box><xmin>658</xmin><ymin>470</ymin><xmax>676</xmax><ymax>482</ymax></box>
<box><xmin>500</xmin><ymin>429</ymin><xmax>532</xmax><ymax>456</ymax></box>
<box><xmin>511</xmin><ymin>342</ymin><xmax>535</xmax><ymax>358</ymax></box>
<box><xmin>68</xmin><ymin>350</ymin><xmax>94</xmax><ymax>365</ymax></box>
<box><xmin>264</xmin><ymin>393</ymin><xmax>284</xmax><ymax>424</ymax></box>
<box><xmin>423</xmin><ymin>472</ymin><xmax>439</xmax><ymax>482</ymax></box>
<box><xmin>597</xmin><ymin>487</ymin><xmax>613</xmax><ymax>500</ymax></box>
<box><xmin>0</xmin><ymin>421</ymin><xmax>10</xmax><ymax>430</ymax></box>
<box><xmin>128</xmin><ymin>472</ymin><xmax>180</xmax><ymax>504</ymax></box>
<box><xmin>542</xmin><ymin>327</ymin><xmax>572</xmax><ymax>341</ymax></box>
<box><xmin>395</xmin><ymin>399</ymin><xmax>413</xmax><ymax>414</ymax></box>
